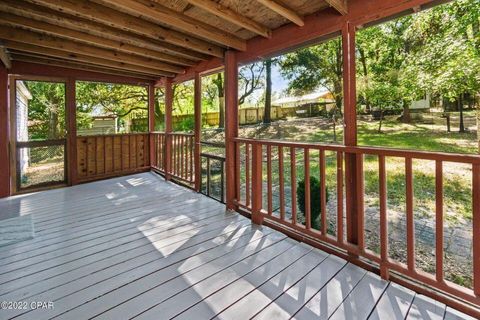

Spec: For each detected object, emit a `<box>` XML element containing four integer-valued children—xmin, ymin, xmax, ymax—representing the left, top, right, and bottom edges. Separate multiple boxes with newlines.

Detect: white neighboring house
<box><xmin>410</xmin><ymin>94</ymin><xmax>431</xmax><ymax>111</ymax></box>
<box><xmin>16</xmin><ymin>81</ymin><xmax>32</xmax><ymax>174</ymax></box>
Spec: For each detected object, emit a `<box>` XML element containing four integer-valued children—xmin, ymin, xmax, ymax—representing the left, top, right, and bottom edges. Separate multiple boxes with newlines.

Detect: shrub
<box><xmin>297</xmin><ymin>176</ymin><xmax>329</xmax><ymax>229</ymax></box>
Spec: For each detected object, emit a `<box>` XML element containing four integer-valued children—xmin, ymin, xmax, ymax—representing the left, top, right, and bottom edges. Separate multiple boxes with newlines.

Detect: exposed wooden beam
<box><xmin>4</xmin><ymin>41</ymin><xmax>174</xmax><ymax>77</ymax></box>
<box><xmin>0</xmin><ymin>45</ymin><xmax>11</xmax><ymax>69</ymax></box>
<box><xmin>256</xmin><ymin>0</ymin><xmax>304</xmax><ymax>26</ymax></box>
<box><xmin>185</xmin><ymin>0</ymin><xmax>271</xmax><ymax>38</ymax></box>
<box><xmin>0</xmin><ymin>26</ymin><xmax>184</xmax><ymax>74</ymax></box>
<box><xmin>325</xmin><ymin>0</ymin><xmax>348</xmax><ymax>15</ymax></box>
<box><xmin>2</xmin><ymin>0</ymin><xmax>208</xmax><ymax>62</ymax></box>
<box><xmin>11</xmin><ymin>53</ymin><xmax>158</xmax><ymax>80</ymax></box>
<box><xmin>0</xmin><ymin>12</ymin><xmax>195</xmax><ymax>67</ymax></box>
<box><xmin>23</xmin><ymin>0</ymin><xmax>225</xmax><ymax>57</ymax></box>
<box><xmin>94</xmin><ymin>0</ymin><xmax>247</xmax><ymax>51</ymax></box>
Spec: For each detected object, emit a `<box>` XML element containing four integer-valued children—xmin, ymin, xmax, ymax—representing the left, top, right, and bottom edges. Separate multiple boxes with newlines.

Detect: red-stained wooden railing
<box><xmin>77</xmin><ymin>133</ymin><xmax>150</xmax><ymax>182</ymax></box>
<box><xmin>233</xmin><ymin>137</ymin><xmax>480</xmax><ymax>309</ymax></box>
<box><xmin>151</xmin><ymin>132</ymin><xmax>166</xmax><ymax>173</ymax></box>
<box><xmin>151</xmin><ymin>132</ymin><xmax>195</xmax><ymax>187</ymax></box>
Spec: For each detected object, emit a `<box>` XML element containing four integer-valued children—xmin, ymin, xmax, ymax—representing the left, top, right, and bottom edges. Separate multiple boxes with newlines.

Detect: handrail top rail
<box><xmin>233</xmin><ymin>137</ymin><xmax>480</xmax><ymax>164</ymax></box>
<box><xmin>151</xmin><ymin>131</ymin><xmax>194</xmax><ymax>137</ymax></box>
<box><xmin>200</xmin><ymin>152</ymin><xmax>226</xmax><ymax>161</ymax></box>
<box><xmin>78</xmin><ymin>132</ymin><xmax>148</xmax><ymax>138</ymax></box>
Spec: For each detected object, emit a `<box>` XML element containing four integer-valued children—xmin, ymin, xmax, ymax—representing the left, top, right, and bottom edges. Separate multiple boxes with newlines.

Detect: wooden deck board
<box><xmin>0</xmin><ymin>172</ymin><xmax>474</xmax><ymax>320</ymax></box>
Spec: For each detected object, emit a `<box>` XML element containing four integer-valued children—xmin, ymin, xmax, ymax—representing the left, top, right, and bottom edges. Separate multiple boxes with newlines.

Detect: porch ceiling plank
<box><xmin>93</xmin><ymin>0</ymin><xmax>247</xmax><ymax>51</ymax></box>
<box><xmin>0</xmin><ymin>45</ymin><xmax>11</xmax><ymax>69</ymax></box>
<box><xmin>0</xmin><ymin>11</ymin><xmax>196</xmax><ymax>67</ymax></box>
<box><xmin>255</xmin><ymin>0</ymin><xmax>304</xmax><ymax>27</ymax></box>
<box><xmin>11</xmin><ymin>53</ymin><xmax>159</xmax><ymax>80</ymax></box>
<box><xmin>1</xmin><ymin>0</ymin><xmax>208</xmax><ymax>62</ymax></box>
<box><xmin>22</xmin><ymin>0</ymin><xmax>225</xmax><ymax>57</ymax></box>
<box><xmin>184</xmin><ymin>0</ymin><xmax>271</xmax><ymax>38</ymax></box>
<box><xmin>0</xmin><ymin>26</ymin><xmax>185</xmax><ymax>74</ymax></box>
<box><xmin>4</xmin><ymin>41</ymin><xmax>175</xmax><ymax>77</ymax></box>
<box><xmin>325</xmin><ymin>0</ymin><xmax>348</xmax><ymax>15</ymax></box>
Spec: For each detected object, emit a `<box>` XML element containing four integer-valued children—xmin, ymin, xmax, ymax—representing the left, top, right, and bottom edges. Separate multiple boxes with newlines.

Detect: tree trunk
<box><xmin>378</xmin><ymin>109</ymin><xmax>384</xmax><ymax>133</ymax></box>
<box><xmin>218</xmin><ymin>94</ymin><xmax>225</xmax><ymax>128</ymax></box>
<box><xmin>358</xmin><ymin>47</ymin><xmax>371</xmax><ymax>113</ymax></box>
<box><xmin>401</xmin><ymin>100</ymin><xmax>411</xmax><ymax>123</ymax></box>
<box><xmin>264</xmin><ymin>58</ymin><xmax>272</xmax><ymax>124</ymax></box>
<box><xmin>48</xmin><ymin>110</ymin><xmax>59</xmax><ymax>139</ymax></box>
<box><xmin>477</xmin><ymin>101</ymin><xmax>480</xmax><ymax>153</ymax></box>
<box><xmin>459</xmin><ymin>94</ymin><xmax>465</xmax><ymax>133</ymax></box>
<box><xmin>215</xmin><ymin>73</ymin><xmax>225</xmax><ymax>128</ymax></box>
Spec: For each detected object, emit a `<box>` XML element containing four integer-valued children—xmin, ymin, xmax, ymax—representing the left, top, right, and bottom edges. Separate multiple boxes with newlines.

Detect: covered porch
<box><xmin>0</xmin><ymin>172</ymin><xmax>472</xmax><ymax>319</ymax></box>
<box><xmin>1</xmin><ymin>0</ymin><xmax>480</xmax><ymax>318</ymax></box>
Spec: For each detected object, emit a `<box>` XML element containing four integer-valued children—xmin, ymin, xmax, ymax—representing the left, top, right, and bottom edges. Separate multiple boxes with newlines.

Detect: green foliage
<box><xmin>23</xmin><ymin>81</ymin><xmax>66</xmax><ymax>140</ymax></box>
<box><xmin>75</xmin><ymin>81</ymin><xmax>148</xmax><ymax>133</ymax></box>
<box><xmin>174</xmin><ymin>116</ymin><xmax>195</xmax><ymax>132</ymax></box>
<box><xmin>279</xmin><ymin>38</ymin><xmax>343</xmax><ymax>113</ymax></box>
<box><xmin>297</xmin><ymin>176</ymin><xmax>329</xmax><ymax>229</ymax></box>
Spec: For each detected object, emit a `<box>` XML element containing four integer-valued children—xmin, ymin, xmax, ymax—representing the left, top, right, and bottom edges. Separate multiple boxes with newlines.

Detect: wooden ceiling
<box><xmin>0</xmin><ymin>0</ymin><xmax>348</xmax><ymax>80</ymax></box>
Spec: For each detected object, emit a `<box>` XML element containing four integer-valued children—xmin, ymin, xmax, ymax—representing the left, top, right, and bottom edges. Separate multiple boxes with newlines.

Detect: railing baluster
<box><xmin>473</xmin><ymin>164</ymin><xmax>480</xmax><ymax>295</ymax></box>
<box><xmin>206</xmin><ymin>157</ymin><xmax>211</xmax><ymax>197</ymax></box>
<box><xmin>251</xmin><ymin>143</ymin><xmax>264</xmax><ymax>225</ymax></box>
<box><xmin>405</xmin><ymin>157</ymin><xmax>415</xmax><ymax>272</ymax></box>
<box><xmin>379</xmin><ymin>155</ymin><xmax>389</xmax><ymax>280</ymax></box>
<box><xmin>267</xmin><ymin>145</ymin><xmax>272</xmax><ymax>215</ymax></box>
<box><xmin>435</xmin><ymin>160</ymin><xmax>444</xmax><ymax>284</ymax></box>
<box><xmin>221</xmin><ymin>159</ymin><xmax>225</xmax><ymax>203</ymax></box>
<box><xmin>279</xmin><ymin>146</ymin><xmax>285</xmax><ymax>220</ymax></box>
<box><xmin>337</xmin><ymin>152</ymin><xmax>343</xmax><ymax>243</ymax></box>
<box><xmin>190</xmin><ymin>137</ymin><xmax>194</xmax><ymax>183</ymax></box>
<box><xmin>180</xmin><ymin>135</ymin><xmax>184</xmax><ymax>179</ymax></box>
<box><xmin>320</xmin><ymin>149</ymin><xmax>327</xmax><ymax>235</ymax></box>
<box><xmin>305</xmin><ymin>148</ymin><xmax>311</xmax><ymax>230</ymax></box>
<box><xmin>245</xmin><ymin>143</ymin><xmax>250</xmax><ymax>207</ymax></box>
<box><xmin>290</xmin><ymin>147</ymin><xmax>297</xmax><ymax>224</ymax></box>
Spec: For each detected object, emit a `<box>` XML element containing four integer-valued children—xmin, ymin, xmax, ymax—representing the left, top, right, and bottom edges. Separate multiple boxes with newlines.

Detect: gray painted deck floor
<box><xmin>0</xmin><ymin>172</ymin><xmax>474</xmax><ymax>320</ymax></box>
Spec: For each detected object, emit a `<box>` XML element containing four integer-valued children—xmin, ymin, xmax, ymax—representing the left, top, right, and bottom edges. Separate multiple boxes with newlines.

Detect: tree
<box><xmin>279</xmin><ymin>37</ymin><xmax>343</xmax><ymax>140</ymax></box>
<box><xmin>238</xmin><ymin>62</ymin><xmax>265</xmax><ymax>106</ymax></box>
<box><xmin>401</xmin><ymin>0</ymin><xmax>480</xmax><ymax>136</ymax></box>
<box><xmin>76</xmin><ymin>81</ymin><xmax>149</xmax><ymax>133</ymax></box>
<box><xmin>264</xmin><ymin>58</ymin><xmax>272</xmax><ymax>124</ymax></box>
<box><xmin>24</xmin><ymin>81</ymin><xmax>66</xmax><ymax>140</ymax></box>
<box><xmin>213</xmin><ymin>73</ymin><xmax>225</xmax><ymax>128</ymax></box>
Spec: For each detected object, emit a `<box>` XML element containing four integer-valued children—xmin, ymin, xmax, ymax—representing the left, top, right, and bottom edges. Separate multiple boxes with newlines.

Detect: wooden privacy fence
<box><xmin>233</xmin><ymin>137</ymin><xmax>480</xmax><ymax>309</ymax></box>
<box><xmin>76</xmin><ymin>133</ymin><xmax>150</xmax><ymax>182</ymax></box>
<box><xmin>151</xmin><ymin>132</ymin><xmax>195</xmax><ymax>187</ymax></box>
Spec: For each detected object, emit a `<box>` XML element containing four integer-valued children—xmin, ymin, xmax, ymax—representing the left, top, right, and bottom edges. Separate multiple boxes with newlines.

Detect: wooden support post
<box><xmin>251</xmin><ymin>143</ymin><xmax>264</xmax><ymax>225</ymax></box>
<box><xmin>66</xmin><ymin>78</ymin><xmax>78</xmax><ymax>186</ymax></box>
<box><xmin>194</xmin><ymin>72</ymin><xmax>202</xmax><ymax>192</ymax></box>
<box><xmin>342</xmin><ymin>22</ymin><xmax>364</xmax><ymax>247</ymax></box>
<box><xmin>0</xmin><ymin>65</ymin><xmax>9</xmax><ymax>197</ymax></box>
<box><xmin>164</xmin><ymin>77</ymin><xmax>173</xmax><ymax>181</ymax></box>
<box><xmin>148</xmin><ymin>83</ymin><xmax>155</xmax><ymax>168</ymax></box>
<box><xmin>224</xmin><ymin>50</ymin><xmax>239</xmax><ymax>210</ymax></box>
<box><xmin>472</xmin><ymin>164</ymin><xmax>480</xmax><ymax>295</ymax></box>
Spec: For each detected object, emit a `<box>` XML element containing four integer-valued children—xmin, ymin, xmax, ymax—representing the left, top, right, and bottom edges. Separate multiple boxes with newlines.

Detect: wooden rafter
<box><xmin>0</xmin><ymin>12</ymin><xmax>195</xmax><ymax>67</ymax></box>
<box><xmin>325</xmin><ymin>0</ymin><xmax>348</xmax><ymax>15</ymax></box>
<box><xmin>185</xmin><ymin>0</ymin><xmax>271</xmax><ymax>38</ymax></box>
<box><xmin>0</xmin><ymin>26</ymin><xmax>184</xmax><ymax>74</ymax></box>
<box><xmin>94</xmin><ymin>0</ymin><xmax>246</xmax><ymax>50</ymax></box>
<box><xmin>256</xmin><ymin>0</ymin><xmax>304</xmax><ymax>26</ymax></box>
<box><xmin>11</xmin><ymin>53</ymin><xmax>158</xmax><ymax>80</ymax></box>
<box><xmin>1</xmin><ymin>0</ymin><xmax>208</xmax><ymax>62</ymax></box>
<box><xmin>23</xmin><ymin>0</ymin><xmax>225</xmax><ymax>57</ymax></box>
<box><xmin>5</xmin><ymin>41</ymin><xmax>174</xmax><ymax>77</ymax></box>
<box><xmin>0</xmin><ymin>45</ymin><xmax>11</xmax><ymax>69</ymax></box>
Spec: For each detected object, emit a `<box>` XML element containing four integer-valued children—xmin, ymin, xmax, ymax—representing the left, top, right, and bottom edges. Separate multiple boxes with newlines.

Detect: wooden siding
<box><xmin>76</xmin><ymin>133</ymin><xmax>149</xmax><ymax>182</ymax></box>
